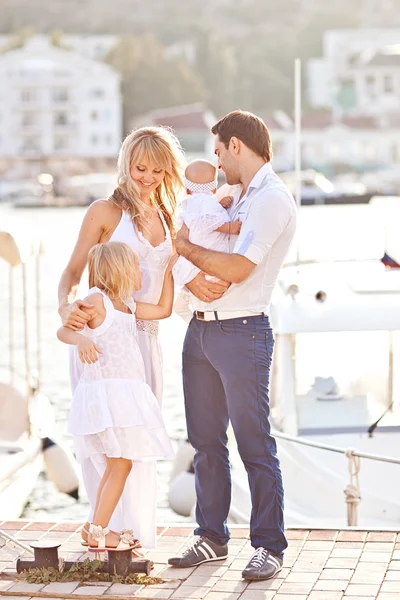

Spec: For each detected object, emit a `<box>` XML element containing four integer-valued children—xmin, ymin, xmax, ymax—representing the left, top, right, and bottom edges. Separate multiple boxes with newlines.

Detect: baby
<box><xmin>173</xmin><ymin>159</ymin><xmax>241</xmax><ymax>323</ymax></box>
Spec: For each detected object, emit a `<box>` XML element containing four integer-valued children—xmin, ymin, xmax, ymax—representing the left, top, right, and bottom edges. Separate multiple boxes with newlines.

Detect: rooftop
<box><xmin>1</xmin><ymin>520</ymin><xmax>400</xmax><ymax>599</ymax></box>
<box><xmin>132</xmin><ymin>104</ymin><xmax>216</xmax><ymax>132</ymax></box>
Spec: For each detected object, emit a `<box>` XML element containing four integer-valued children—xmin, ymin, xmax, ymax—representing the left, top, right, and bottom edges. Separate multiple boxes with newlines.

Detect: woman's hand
<box><xmin>59</xmin><ymin>300</ymin><xmax>94</xmax><ymax>331</ymax></box>
<box><xmin>186</xmin><ymin>272</ymin><xmax>230</xmax><ymax>302</ymax></box>
<box><xmin>76</xmin><ymin>335</ymin><xmax>102</xmax><ymax>364</ymax></box>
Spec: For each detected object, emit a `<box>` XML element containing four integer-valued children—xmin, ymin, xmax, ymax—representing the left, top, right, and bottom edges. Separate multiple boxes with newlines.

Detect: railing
<box><xmin>272</xmin><ymin>430</ymin><xmax>400</xmax><ymax>465</ymax></box>
<box><xmin>272</xmin><ymin>429</ymin><xmax>400</xmax><ymax>526</ymax></box>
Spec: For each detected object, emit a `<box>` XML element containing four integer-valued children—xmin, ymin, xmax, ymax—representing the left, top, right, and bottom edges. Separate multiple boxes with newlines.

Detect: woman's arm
<box><xmin>58</xmin><ymin>201</ymin><xmax>113</xmax><ymax>330</ymax></box>
<box><xmin>57</xmin><ymin>294</ymin><xmax>104</xmax><ymax>363</ymax></box>
<box><xmin>135</xmin><ymin>256</ymin><xmax>177</xmax><ymax>321</ymax></box>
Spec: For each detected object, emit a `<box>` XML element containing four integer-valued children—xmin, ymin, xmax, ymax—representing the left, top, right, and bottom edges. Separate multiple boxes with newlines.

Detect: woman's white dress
<box><xmin>69</xmin><ymin>287</ymin><xmax>173</xmax><ymax>464</ymax></box>
<box><xmin>76</xmin><ymin>209</ymin><xmax>173</xmax><ymax>549</ymax></box>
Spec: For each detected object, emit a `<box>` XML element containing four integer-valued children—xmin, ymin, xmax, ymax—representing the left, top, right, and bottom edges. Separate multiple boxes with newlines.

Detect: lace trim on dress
<box><xmin>136</xmin><ymin>319</ymin><xmax>159</xmax><ymax>336</ymax></box>
<box><xmin>135</xmin><ymin>210</ymin><xmax>172</xmax><ymax>267</ymax></box>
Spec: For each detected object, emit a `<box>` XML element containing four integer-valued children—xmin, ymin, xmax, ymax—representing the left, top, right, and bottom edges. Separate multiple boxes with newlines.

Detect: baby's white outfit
<box><xmin>173</xmin><ymin>192</ymin><xmax>231</xmax><ymax>322</ymax></box>
<box><xmin>68</xmin><ymin>286</ymin><xmax>174</xmax><ymax>465</ymax></box>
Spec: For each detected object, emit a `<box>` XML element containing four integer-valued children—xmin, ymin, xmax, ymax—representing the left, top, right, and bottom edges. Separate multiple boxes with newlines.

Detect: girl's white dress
<box><xmin>172</xmin><ymin>193</ymin><xmax>230</xmax><ymax>286</ymax></box>
<box><xmin>69</xmin><ymin>287</ymin><xmax>174</xmax><ymax>465</ymax></box>
<box><xmin>74</xmin><ymin>209</ymin><xmax>173</xmax><ymax>550</ymax></box>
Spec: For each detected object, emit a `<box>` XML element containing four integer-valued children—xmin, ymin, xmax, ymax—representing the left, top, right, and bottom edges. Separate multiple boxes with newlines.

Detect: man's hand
<box><xmin>219</xmin><ymin>195</ymin><xmax>234</xmax><ymax>209</ymax></box>
<box><xmin>176</xmin><ymin>224</ymin><xmax>190</xmax><ymax>256</ymax></box>
<box><xmin>59</xmin><ymin>300</ymin><xmax>94</xmax><ymax>331</ymax></box>
<box><xmin>186</xmin><ymin>272</ymin><xmax>230</xmax><ymax>302</ymax></box>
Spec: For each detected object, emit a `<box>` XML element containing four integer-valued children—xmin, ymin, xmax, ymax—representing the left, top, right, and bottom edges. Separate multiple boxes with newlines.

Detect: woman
<box><xmin>58</xmin><ymin>126</ymin><xmax>185</xmax><ymax>550</ymax></box>
<box><xmin>58</xmin><ymin>126</ymin><xmax>229</xmax><ymax>549</ymax></box>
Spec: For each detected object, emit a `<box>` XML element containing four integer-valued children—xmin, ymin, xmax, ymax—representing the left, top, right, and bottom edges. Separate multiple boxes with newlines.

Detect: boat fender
<box><xmin>168</xmin><ymin>470</ymin><xmax>196</xmax><ymax>517</ymax></box>
<box><xmin>41</xmin><ymin>438</ymin><xmax>79</xmax><ymax>499</ymax></box>
<box><xmin>169</xmin><ymin>439</ymin><xmax>195</xmax><ymax>483</ymax></box>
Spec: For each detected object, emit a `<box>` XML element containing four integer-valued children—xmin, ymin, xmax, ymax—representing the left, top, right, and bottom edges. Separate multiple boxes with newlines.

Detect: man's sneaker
<box><xmin>168</xmin><ymin>536</ymin><xmax>228</xmax><ymax>567</ymax></box>
<box><xmin>242</xmin><ymin>547</ymin><xmax>283</xmax><ymax>581</ymax></box>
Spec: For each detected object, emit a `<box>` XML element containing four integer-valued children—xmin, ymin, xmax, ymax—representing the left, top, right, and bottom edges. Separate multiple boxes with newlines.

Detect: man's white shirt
<box><xmin>190</xmin><ymin>162</ymin><xmax>297</xmax><ymax>313</ymax></box>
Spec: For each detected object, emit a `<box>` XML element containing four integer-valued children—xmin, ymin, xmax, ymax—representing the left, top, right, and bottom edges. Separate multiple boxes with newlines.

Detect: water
<box><xmin>0</xmin><ymin>198</ymin><xmax>399</xmax><ymax>523</ymax></box>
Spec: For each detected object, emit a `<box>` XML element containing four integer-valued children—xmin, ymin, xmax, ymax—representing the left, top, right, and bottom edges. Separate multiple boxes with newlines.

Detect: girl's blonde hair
<box><xmin>88</xmin><ymin>242</ymin><xmax>140</xmax><ymax>301</ymax></box>
<box><xmin>111</xmin><ymin>126</ymin><xmax>186</xmax><ymax>234</ymax></box>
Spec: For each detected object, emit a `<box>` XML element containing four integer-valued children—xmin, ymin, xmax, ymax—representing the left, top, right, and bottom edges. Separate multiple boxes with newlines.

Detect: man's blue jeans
<box><xmin>182</xmin><ymin>314</ymin><xmax>287</xmax><ymax>558</ymax></box>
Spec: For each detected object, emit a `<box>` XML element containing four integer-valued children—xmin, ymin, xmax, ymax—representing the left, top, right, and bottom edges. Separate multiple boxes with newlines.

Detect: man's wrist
<box><xmin>177</xmin><ymin>238</ymin><xmax>193</xmax><ymax>259</ymax></box>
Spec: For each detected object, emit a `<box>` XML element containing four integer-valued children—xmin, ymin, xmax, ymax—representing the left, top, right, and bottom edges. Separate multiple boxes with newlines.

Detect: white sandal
<box><xmin>88</xmin><ymin>524</ymin><xmax>136</xmax><ymax>553</ymax></box>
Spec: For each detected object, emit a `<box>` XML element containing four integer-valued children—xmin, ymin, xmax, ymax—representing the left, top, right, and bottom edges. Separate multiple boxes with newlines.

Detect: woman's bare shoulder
<box><xmin>86</xmin><ymin>199</ymin><xmax>121</xmax><ymax>218</ymax></box>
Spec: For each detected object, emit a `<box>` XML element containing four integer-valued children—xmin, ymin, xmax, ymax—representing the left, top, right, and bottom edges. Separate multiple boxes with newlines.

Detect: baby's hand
<box><xmin>219</xmin><ymin>195</ymin><xmax>233</xmax><ymax>209</ymax></box>
<box><xmin>230</xmin><ymin>219</ymin><xmax>242</xmax><ymax>235</ymax></box>
<box><xmin>77</xmin><ymin>335</ymin><xmax>101</xmax><ymax>364</ymax></box>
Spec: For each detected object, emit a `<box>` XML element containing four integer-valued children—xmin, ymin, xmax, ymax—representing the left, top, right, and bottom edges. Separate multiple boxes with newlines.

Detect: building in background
<box><xmin>0</xmin><ymin>37</ymin><xmax>121</xmax><ymax>177</ymax></box>
<box><xmin>265</xmin><ymin>110</ymin><xmax>400</xmax><ymax>174</ymax></box>
<box><xmin>0</xmin><ymin>34</ymin><xmax>118</xmax><ymax>60</ymax></box>
<box><xmin>308</xmin><ymin>28</ymin><xmax>400</xmax><ymax>117</ymax></box>
<box><xmin>131</xmin><ymin>104</ymin><xmax>217</xmax><ymax>162</ymax></box>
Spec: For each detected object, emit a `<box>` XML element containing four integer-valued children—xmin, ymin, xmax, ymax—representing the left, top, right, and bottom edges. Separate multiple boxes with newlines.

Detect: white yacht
<box><xmin>230</xmin><ymin>256</ymin><xmax>400</xmax><ymax>528</ymax></box>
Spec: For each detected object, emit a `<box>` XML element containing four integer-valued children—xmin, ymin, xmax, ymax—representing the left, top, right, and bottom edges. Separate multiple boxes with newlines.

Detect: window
<box><xmin>54</xmin><ymin>136</ymin><xmax>68</xmax><ymax>151</ymax></box>
<box><xmin>365</xmin><ymin>75</ymin><xmax>375</xmax><ymax>96</ymax></box>
<box><xmin>54</xmin><ymin>112</ymin><xmax>68</xmax><ymax>126</ymax></box>
<box><xmin>91</xmin><ymin>88</ymin><xmax>105</xmax><ymax>98</ymax></box>
<box><xmin>52</xmin><ymin>88</ymin><xmax>69</xmax><ymax>102</ymax></box>
<box><xmin>384</xmin><ymin>74</ymin><xmax>394</xmax><ymax>93</ymax></box>
<box><xmin>91</xmin><ymin>110</ymin><xmax>99</xmax><ymax>121</ymax></box>
<box><xmin>105</xmin><ymin>134</ymin><xmax>113</xmax><ymax>146</ymax></box>
<box><xmin>91</xmin><ymin>134</ymin><xmax>98</xmax><ymax>145</ymax></box>
<box><xmin>20</xmin><ymin>136</ymin><xmax>41</xmax><ymax>153</ymax></box>
<box><xmin>20</xmin><ymin>89</ymin><xmax>37</xmax><ymax>103</ymax></box>
<box><xmin>22</xmin><ymin>112</ymin><xmax>37</xmax><ymax>127</ymax></box>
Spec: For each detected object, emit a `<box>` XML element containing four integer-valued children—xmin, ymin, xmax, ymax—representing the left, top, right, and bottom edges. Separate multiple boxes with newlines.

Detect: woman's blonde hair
<box><xmin>88</xmin><ymin>242</ymin><xmax>140</xmax><ymax>301</ymax></box>
<box><xmin>111</xmin><ymin>126</ymin><xmax>186</xmax><ymax>234</ymax></box>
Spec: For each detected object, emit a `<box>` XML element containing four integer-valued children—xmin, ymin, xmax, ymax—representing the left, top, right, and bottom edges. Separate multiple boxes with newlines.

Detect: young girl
<box><xmin>57</xmin><ymin>241</ymin><xmax>175</xmax><ymax>552</ymax></box>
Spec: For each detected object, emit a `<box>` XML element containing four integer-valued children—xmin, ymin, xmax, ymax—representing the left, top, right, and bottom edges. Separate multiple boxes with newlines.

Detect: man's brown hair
<box><xmin>211</xmin><ymin>110</ymin><xmax>272</xmax><ymax>162</ymax></box>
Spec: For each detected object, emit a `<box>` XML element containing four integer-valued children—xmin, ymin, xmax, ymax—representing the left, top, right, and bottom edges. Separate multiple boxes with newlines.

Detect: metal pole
<box><xmin>294</xmin><ymin>57</ymin><xmax>302</xmax><ymax>265</ymax></box>
<box><xmin>294</xmin><ymin>58</ymin><xmax>302</xmax><ymax>210</ymax></box>
<box><xmin>22</xmin><ymin>263</ymin><xmax>31</xmax><ymax>435</ymax></box>
<box><xmin>388</xmin><ymin>331</ymin><xmax>394</xmax><ymax>410</ymax></box>
<box><xmin>36</xmin><ymin>253</ymin><xmax>41</xmax><ymax>391</ymax></box>
<box><xmin>9</xmin><ymin>266</ymin><xmax>14</xmax><ymax>386</ymax></box>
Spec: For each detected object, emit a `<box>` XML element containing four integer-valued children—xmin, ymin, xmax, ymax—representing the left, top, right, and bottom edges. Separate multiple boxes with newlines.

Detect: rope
<box><xmin>344</xmin><ymin>448</ymin><xmax>361</xmax><ymax>526</ymax></box>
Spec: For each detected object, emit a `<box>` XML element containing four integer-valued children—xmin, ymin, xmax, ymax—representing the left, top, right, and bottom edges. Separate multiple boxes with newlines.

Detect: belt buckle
<box><xmin>196</xmin><ymin>311</ymin><xmax>205</xmax><ymax>321</ymax></box>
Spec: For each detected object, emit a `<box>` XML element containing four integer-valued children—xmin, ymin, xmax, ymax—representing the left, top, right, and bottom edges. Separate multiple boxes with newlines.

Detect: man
<box><xmin>168</xmin><ymin>110</ymin><xmax>297</xmax><ymax>581</ymax></box>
